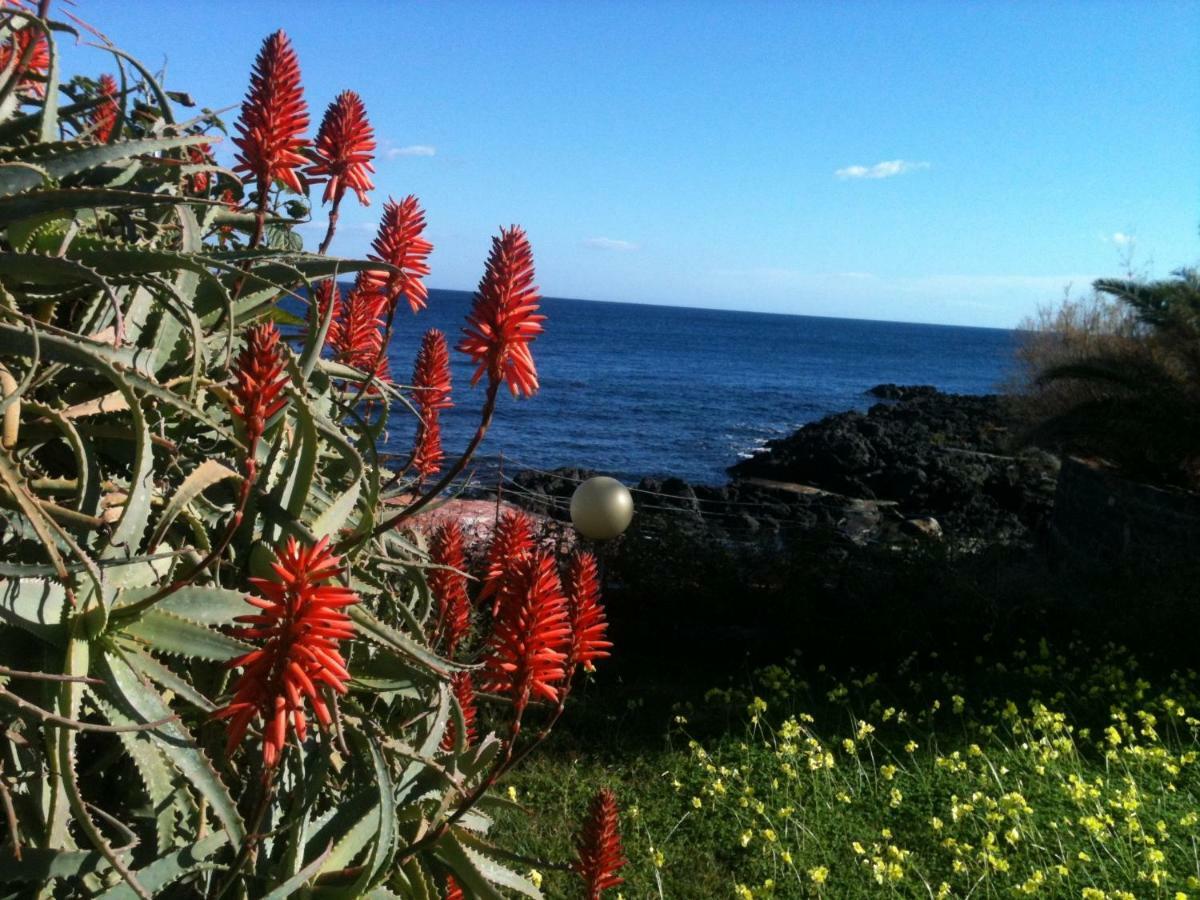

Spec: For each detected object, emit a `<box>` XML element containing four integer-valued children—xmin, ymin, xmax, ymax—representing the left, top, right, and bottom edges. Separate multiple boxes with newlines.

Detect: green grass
<box><xmin>493</xmin><ymin>639</ymin><xmax>1200</xmax><ymax>899</ymax></box>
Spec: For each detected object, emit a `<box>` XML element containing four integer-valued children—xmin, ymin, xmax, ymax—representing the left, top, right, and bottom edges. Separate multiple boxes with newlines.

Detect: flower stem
<box><xmin>343</xmin><ymin>377</ymin><xmax>500</xmax><ymax>551</ymax></box>
<box><xmin>317</xmin><ymin>193</ymin><xmax>342</xmax><ymax>255</ymax></box>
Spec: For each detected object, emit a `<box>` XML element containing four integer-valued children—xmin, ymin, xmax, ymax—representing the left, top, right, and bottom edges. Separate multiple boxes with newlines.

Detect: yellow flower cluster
<box><xmin>667</xmin><ymin>638</ymin><xmax>1200</xmax><ymax>897</ymax></box>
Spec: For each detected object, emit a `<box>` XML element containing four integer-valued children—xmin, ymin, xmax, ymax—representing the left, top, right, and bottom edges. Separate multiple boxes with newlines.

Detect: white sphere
<box><xmin>570</xmin><ymin>476</ymin><xmax>634</xmax><ymax>540</ymax></box>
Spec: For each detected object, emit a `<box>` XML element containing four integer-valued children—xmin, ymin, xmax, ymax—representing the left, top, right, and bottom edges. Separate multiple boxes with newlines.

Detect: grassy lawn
<box><xmin>492</xmin><ymin>637</ymin><xmax>1200</xmax><ymax>899</ymax></box>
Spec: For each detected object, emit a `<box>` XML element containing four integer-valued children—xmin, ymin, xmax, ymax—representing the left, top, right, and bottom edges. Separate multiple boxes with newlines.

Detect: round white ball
<box><xmin>570</xmin><ymin>476</ymin><xmax>634</xmax><ymax>540</ymax></box>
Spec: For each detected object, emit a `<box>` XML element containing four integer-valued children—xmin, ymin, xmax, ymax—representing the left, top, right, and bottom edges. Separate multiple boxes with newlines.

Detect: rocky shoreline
<box><xmin>497</xmin><ymin>384</ymin><xmax>1061</xmax><ymax>552</ymax></box>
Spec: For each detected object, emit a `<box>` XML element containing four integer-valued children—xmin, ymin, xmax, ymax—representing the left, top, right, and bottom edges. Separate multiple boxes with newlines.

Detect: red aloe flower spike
<box><xmin>574</xmin><ymin>788</ymin><xmax>628</xmax><ymax>900</ymax></box>
<box><xmin>428</xmin><ymin>521</ymin><xmax>471</xmax><ymax>655</ymax></box>
<box><xmin>412</xmin><ymin>329</ymin><xmax>454</xmax><ymax>412</ymax></box>
<box><xmin>458</xmin><ymin>226</ymin><xmax>545</xmax><ymax>398</ymax></box>
<box><xmin>230</xmin><ymin>323</ymin><xmax>289</xmax><ymax>477</ymax></box>
<box><xmin>481</xmin><ymin>549</ymin><xmax>571</xmax><ymax>724</ymax></box>
<box><xmin>363</xmin><ymin>195</ymin><xmax>433</xmax><ymax>312</ymax></box>
<box><xmin>232</xmin><ymin>30</ymin><xmax>309</xmax><ymax>199</ymax></box>
<box><xmin>90</xmin><ymin>74</ymin><xmax>118</xmax><ymax>142</ymax></box>
<box><xmin>307</xmin><ymin>89</ymin><xmax>376</xmax><ymax>207</ymax></box>
<box><xmin>440</xmin><ymin>671</ymin><xmax>478</xmax><ymax>752</ymax></box>
<box><xmin>564</xmin><ymin>551</ymin><xmax>611</xmax><ymax>674</ymax></box>
<box><xmin>312</xmin><ymin>278</ymin><xmax>342</xmax><ymax>339</ymax></box>
<box><xmin>328</xmin><ymin>273</ymin><xmax>390</xmax><ymax>381</ymax></box>
<box><xmin>443</xmin><ymin>876</ymin><xmax>465</xmax><ymax>900</ymax></box>
<box><xmin>410</xmin><ymin>409</ymin><xmax>443</xmax><ymax>480</ymax></box>
<box><xmin>186</xmin><ymin>142</ymin><xmax>213</xmax><ymax>194</ymax></box>
<box><xmin>409</xmin><ymin>329</ymin><xmax>453</xmax><ymax>480</ymax></box>
<box><xmin>212</xmin><ymin>537</ymin><xmax>359</xmax><ymax>769</ymax></box>
<box><xmin>479</xmin><ymin>510</ymin><xmax>535</xmax><ymax>615</ymax></box>
<box><xmin>0</xmin><ymin>23</ymin><xmax>50</xmax><ymax>97</ymax></box>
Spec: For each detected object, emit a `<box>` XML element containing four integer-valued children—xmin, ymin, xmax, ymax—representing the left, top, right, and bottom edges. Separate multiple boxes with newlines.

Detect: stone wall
<box><xmin>1050</xmin><ymin>457</ymin><xmax>1200</xmax><ymax>567</ymax></box>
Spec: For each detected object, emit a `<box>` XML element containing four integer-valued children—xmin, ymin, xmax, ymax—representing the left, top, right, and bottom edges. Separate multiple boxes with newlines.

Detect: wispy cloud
<box><xmin>1108</xmin><ymin>231</ymin><xmax>1136</xmax><ymax>246</ymax></box>
<box><xmin>835</xmin><ymin>159</ymin><xmax>930</xmax><ymax>180</ymax></box>
<box><xmin>387</xmin><ymin>144</ymin><xmax>437</xmax><ymax>158</ymax></box>
<box><xmin>583</xmin><ymin>237</ymin><xmax>638</xmax><ymax>252</ymax></box>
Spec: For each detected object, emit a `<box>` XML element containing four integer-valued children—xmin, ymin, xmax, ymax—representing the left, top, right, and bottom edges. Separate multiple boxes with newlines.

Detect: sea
<box><xmin>348</xmin><ymin>289</ymin><xmax>1018</xmax><ymax>486</ymax></box>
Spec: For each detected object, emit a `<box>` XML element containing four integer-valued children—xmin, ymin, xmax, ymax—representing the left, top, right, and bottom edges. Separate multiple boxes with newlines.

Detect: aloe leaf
<box><xmin>456</xmin><ymin>831</ymin><xmax>547</xmax><ymax>898</ymax></box>
<box><xmin>89</xmin><ymin>690</ymin><xmax>183</xmax><ymax>854</ymax></box>
<box><xmin>0</xmin><ymin>186</ymin><xmax>187</xmax><ymax>225</ymax></box>
<box><xmin>97</xmin><ymin>648</ymin><xmax>245</xmax><ymax>843</ymax></box>
<box><xmin>149</xmin><ymin>459</ymin><xmax>238</xmax><ymax>547</ymax></box>
<box><xmin>430</xmin><ymin>832</ymin><xmax>512</xmax><ymax>900</ymax></box>
<box><xmin>116</xmin><ymin>640</ymin><xmax>216</xmax><ymax>711</ymax></box>
<box><xmin>93</xmin><ymin>830</ymin><xmax>228</xmax><ymax>899</ymax></box>
<box><xmin>118</xmin><ymin>608</ymin><xmax>251</xmax><ymax>662</ymax></box>
<box><xmin>0</xmin><ymin>575</ymin><xmax>67</xmax><ymax>642</ymax></box>
<box><xmin>114</xmin><ymin>583</ymin><xmax>246</xmax><ymax>627</ymax></box>
<box><xmin>304</xmin><ymin>790</ymin><xmax>378</xmax><ymax>876</ymax></box>
<box><xmin>261</xmin><ymin>843</ymin><xmax>333</xmax><ymax>899</ymax></box>
<box><xmin>0</xmin><ymin>134</ymin><xmax>207</xmax><ymax>196</ymax></box>
<box><xmin>0</xmin><ymin>848</ymin><xmax>108</xmax><ymax>882</ymax></box>
<box><xmin>349</xmin><ymin>605</ymin><xmax>453</xmax><ymax>677</ymax></box>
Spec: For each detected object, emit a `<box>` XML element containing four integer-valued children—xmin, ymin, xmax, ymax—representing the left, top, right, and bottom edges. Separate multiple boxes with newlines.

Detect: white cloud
<box><xmin>835</xmin><ymin>159</ymin><xmax>930</xmax><ymax>180</ymax></box>
<box><xmin>583</xmin><ymin>237</ymin><xmax>638</xmax><ymax>251</ymax></box>
<box><xmin>1111</xmin><ymin>231</ymin><xmax>1135</xmax><ymax>246</ymax></box>
<box><xmin>387</xmin><ymin>144</ymin><xmax>437</xmax><ymax>158</ymax></box>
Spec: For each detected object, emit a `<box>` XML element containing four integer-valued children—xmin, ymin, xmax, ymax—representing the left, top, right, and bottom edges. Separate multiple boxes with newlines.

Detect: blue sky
<box><xmin>65</xmin><ymin>1</ymin><xmax>1199</xmax><ymax>327</ymax></box>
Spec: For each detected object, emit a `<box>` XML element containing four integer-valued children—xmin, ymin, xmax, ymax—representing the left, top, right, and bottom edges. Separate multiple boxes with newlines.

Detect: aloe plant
<box><xmin>0</xmin><ymin>6</ymin><xmax>619</xmax><ymax>898</ymax></box>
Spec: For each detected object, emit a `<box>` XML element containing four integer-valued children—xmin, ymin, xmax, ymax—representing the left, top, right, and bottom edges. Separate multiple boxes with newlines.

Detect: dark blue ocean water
<box><xmin>371</xmin><ymin>289</ymin><xmax>1018</xmax><ymax>485</ymax></box>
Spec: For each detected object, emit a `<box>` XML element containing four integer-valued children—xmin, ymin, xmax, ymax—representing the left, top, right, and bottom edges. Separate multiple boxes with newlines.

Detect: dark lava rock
<box><xmin>500</xmin><ymin>387</ymin><xmax>1058</xmax><ymax>551</ymax></box>
<box><xmin>867</xmin><ymin>384</ymin><xmax>940</xmax><ymax>401</ymax></box>
<box><xmin>728</xmin><ymin>387</ymin><xmax>1057</xmax><ymax>545</ymax></box>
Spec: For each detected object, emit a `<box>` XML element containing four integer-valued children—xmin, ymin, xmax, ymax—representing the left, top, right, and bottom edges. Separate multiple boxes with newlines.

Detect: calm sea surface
<box><xmin>355</xmin><ymin>289</ymin><xmax>1016</xmax><ymax>485</ymax></box>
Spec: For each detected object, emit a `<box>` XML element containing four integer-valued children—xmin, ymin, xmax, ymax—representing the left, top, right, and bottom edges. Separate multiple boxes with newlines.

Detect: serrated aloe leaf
<box><xmin>148</xmin><ymin>459</ymin><xmax>238</xmax><ymax>547</ymax></box>
<box><xmin>119</xmin><ymin>608</ymin><xmax>251</xmax><ymax>662</ymax></box>
<box><xmin>430</xmin><ymin>832</ymin><xmax>510</xmax><ymax>900</ymax></box>
<box><xmin>327</xmin><ymin>733</ymin><xmax>396</xmax><ymax>896</ymax></box>
<box><xmin>261</xmin><ymin>843</ymin><xmax>332</xmax><ymax>900</ymax></box>
<box><xmin>262</xmin><ymin>393</ymin><xmax>315</xmax><ymax>544</ymax></box>
<box><xmin>349</xmin><ymin>606</ymin><xmax>453</xmax><ymax>677</ymax></box>
<box><xmin>0</xmin><ymin>134</ymin><xmax>206</xmax><ymax>196</ymax></box>
<box><xmin>93</xmin><ymin>830</ymin><xmax>228</xmax><ymax>899</ymax></box>
<box><xmin>456</xmin><ymin>831</ymin><xmax>546</xmax><ymax>897</ymax></box>
<box><xmin>114</xmin><ymin>583</ymin><xmax>246</xmax><ymax>627</ymax></box>
<box><xmin>116</xmin><ymin>641</ymin><xmax>216</xmax><ymax>712</ymax></box>
<box><xmin>89</xmin><ymin>690</ymin><xmax>182</xmax><ymax>854</ymax></box>
<box><xmin>0</xmin><ymin>575</ymin><xmax>67</xmax><ymax>642</ymax></box>
<box><xmin>304</xmin><ymin>790</ymin><xmax>376</xmax><ymax>870</ymax></box>
<box><xmin>97</xmin><ymin>649</ymin><xmax>244</xmax><ymax>843</ymax></box>
<box><xmin>0</xmin><ymin>187</ymin><xmax>187</xmax><ymax>225</ymax></box>
<box><xmin>0</xmin><ymin>847</ymin><xmax>107</xmax><ymax>882</ymax></box>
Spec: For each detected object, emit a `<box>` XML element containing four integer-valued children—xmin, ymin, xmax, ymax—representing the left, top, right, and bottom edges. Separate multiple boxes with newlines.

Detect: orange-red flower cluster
<box><xmin>574</xmin><ymin>788</ymin><xmax>628</xmax><ymax>900</ymax></box>
<box><xmin>363</xmin><ymin>195</ymin><xmax>433</xmax><ymax>312</ymax></box>
<box><xmin>443</xmin><ymin>876</ymin><xmax>465</xmax><ymax>900</ymax></box>
<box><xmin>479</xmin><ymin>510</ymin><xmax>535</xmax><ymax>615</ymax></box>
<box><xmin>233</xmin><ymin>30</ymin><xmax>309</xmax><ymax>198</ymax></box>
<box><xmin>0</xmin><ymin>22</ymin><xmax>49</xmax><ymax>96</ymax></box>
<box><xmin>324</xmin><ymin>274</ymin><xmax>390</xmax><ymax>382</ymax></box>
<box><xmin>186</xmin><ymin>143</ymin><xmax>213</xmax><ymax>194</ymax></box>
<box><xmin>307</xmin><ymin>89</ymin><xmax>375</xmax><ymax>207</ymax></box>
<box><xmin>481</xmin><ymin>549</ymin><xmax>571</xmax><ymax>721</ymax></box>
<box><xmin>440</xmin><ymin>671</ymin><xmax>478</xmax><ymax>752</ymax></box>
<box><xmin>428</xmin><ymin>520</ymin><xmax>471</xmax><ymax>656</ymax></box>
<box><xmin>230</xmin><ymin>323</ymin><xmax>289</xmax><ymax>476</ymax></box>
<box><xmin>564</xmin><ymin>551</ymin><xmax>611</xmax><ymax>674</ymax></box>
<box><xmin>459</xmin><ymin>226</ymin><xmax>545</xmax><ymax>398</ymax></box>
<box><xmin>90</xmin><ymin>74</ymin><xmax>118</xmax><ymax>142</ymax></box>
<box><xmin>214</xmin><ymin>537</ymin><xmax>358</xmax><ymax>769</ymax></box>
<box><xmin>410</xmin><ymin>329</ymin><xmax>452</xmax><ymax>479</ymax></box>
